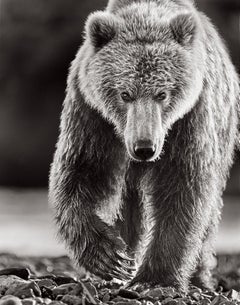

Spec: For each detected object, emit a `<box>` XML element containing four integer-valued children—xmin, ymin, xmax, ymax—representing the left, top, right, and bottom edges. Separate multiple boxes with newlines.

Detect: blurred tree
<box><xmin>0</xmin><ymin>0</ymin><xmax>239</xmax><ymax>191</ymax></box>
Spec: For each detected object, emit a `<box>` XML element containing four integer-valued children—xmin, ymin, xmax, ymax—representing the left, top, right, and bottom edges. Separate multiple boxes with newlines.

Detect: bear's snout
<box><xmin>133</xmin><ymin>140</ymin><xmax>156</xmax><ymax>161</ymax></box>
<box><xmin>124</xmin><ymin>101</ymin><xmax>163</xmax><ymax>162</ymax></box>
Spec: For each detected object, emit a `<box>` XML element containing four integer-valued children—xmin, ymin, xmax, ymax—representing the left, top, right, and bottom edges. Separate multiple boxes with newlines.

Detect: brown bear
<box><xmin>49</xmin><ymin>0</ymin><xmax>240</xmax><ymax>292</ymax></box>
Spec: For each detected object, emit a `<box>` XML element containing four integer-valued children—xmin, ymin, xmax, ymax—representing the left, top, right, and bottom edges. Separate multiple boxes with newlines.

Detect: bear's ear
<box><xmin>170</xmin><ymin>14</ymin><xmax>196</xmax><ymax>46</ymax></box>
<box><xmin>86</xmin><ymin>11</ymin><xmax>119</xmax><ymax>50</ymax></box>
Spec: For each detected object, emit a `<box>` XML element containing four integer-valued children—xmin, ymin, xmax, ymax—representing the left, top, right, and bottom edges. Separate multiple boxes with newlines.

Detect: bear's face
<box><xmin>81</xmin><ymin>11</ymin><xmax>204</xmax><ymax>161</ymax></box>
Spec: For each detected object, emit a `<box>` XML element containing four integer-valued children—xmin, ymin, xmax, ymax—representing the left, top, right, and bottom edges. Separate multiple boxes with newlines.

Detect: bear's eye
<box><xmin>120</xmin><ymin>92</ymin><xmax>133</xmax><ymax>103</ymax></box>
<box><xmin>155</xmin><ymin>91</ymin><xmax>167</xmax><ymax>102</ymax></box>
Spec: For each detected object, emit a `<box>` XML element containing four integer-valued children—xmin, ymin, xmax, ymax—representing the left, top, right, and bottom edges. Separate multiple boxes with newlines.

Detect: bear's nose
<box><xmin>134</xmin><ymin>140</ymin><xmax>156</xmax><ymax>161</ymax></box>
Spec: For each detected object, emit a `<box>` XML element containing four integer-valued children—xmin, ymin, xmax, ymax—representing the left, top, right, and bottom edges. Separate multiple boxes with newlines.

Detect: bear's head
<box><xmin>79</xmin><ymin>6</ymin><xmax>205</xmax><ymax>162</ymax></box>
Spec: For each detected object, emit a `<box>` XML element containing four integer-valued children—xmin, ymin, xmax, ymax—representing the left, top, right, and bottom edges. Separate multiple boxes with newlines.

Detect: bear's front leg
<box><xmin>50</xmin><ymin>155</ymin><xmax>135</xmax><ymax>281</ymax></box>
<box><xmin>131</xmin><ymin>162</ymin><xmax>217</xmax><ymax>292</ymax></box>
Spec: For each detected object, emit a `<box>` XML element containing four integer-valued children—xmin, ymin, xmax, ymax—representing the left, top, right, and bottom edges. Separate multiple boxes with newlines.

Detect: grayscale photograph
<box><xmin>0</xmin><ymin>0</ymin><xmax>239</xmax><ymax>304</ymax></box>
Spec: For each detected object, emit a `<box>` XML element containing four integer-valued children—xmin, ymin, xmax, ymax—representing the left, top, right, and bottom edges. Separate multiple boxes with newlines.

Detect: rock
<box><xmin>48</xmin><ymin>302</ymin><xmax>66</xmax><ymax>305</ymax></box>
<box><xmin>41</xmin><ymin>286</ymin><xmax>53</xmax><ymax>299</ymax></box>
<box><xmin>114</xmin><ymin>302</ymin><xmax>141</xmax><ymax>305</ymax></box>
<box><xmin>54</xmin><ymin>277</ymin><xmax>76</xmax><ymax>286</ymax></box>
<box><xmin>199</xmin><ymin>300</ymin><xmax>211</xmax><ymax>305</ymax></box>
<box><xmin>0</xmin><ymin>268</ymin><xmax>31</xmax><ymax>280</ymax></box>
<box><xmin>140</xmin><ymin>296</ymin><xmax>156</xmax><ymax>303</ymax></box>
<box><xmin>61</xmin><ymin>295</ymin><xmax>82</xmax><ymax>305</ymax></box>
<box><xmin>142</xmin><ymin>289</ymin><xmax>161</xmax><ymax>299</ymax></box>
<box><xmin>189</xmin><ymin>287</ymin><xmax>202</xmax><ymax>294</ymax></box>
<box><xmin>82</xmin><ymin>282</ymin><xmax>98</xmax><ymax>298</ymax></box>
<box><xmin>0</xmin><ymin>295</ymin><xmax>22</xmax><ymax>305</ymax></box>
<box><xmin>22</xmin><ymin>298</ymin><xmax>37</xmax><ymax>305</ymax></box>
<box><xmin>204</xmin><ymin>291</ymin><xmax>218</xmax><ymax>300</ymax></box>
<box><xmin>118</xmin><ymin>289</ymin><xmax>140</xmax><ymax>299</ymax></box>
<box><xmin>112</xmin><ymin>297</ymin><xmax>133</xmax><ymax>303</ymax></box>
<box><xmin>36</xmin><ymin>279</ymin><xmax>56</xmax><ymax>288</ymax></box>
<box><xmin>110</xmin><ymin>289</ymin><xmax>120</xmax><ymax>297</ymax></box>
<box><xmin>210</xmin><ymin>295</ymin><xmax>229</xmax><ymax>305</ymax></box>
<box><xmin>143</xmin><ymin>288</ymin><xmax>179</xmax><ymax>300</ymax></box>
<box><xmin>226</xmin><ymin>289</ymin><xmax>240</xmax><ymax>301</ymax></box>
<box><xmin>37</xmin><ymin>275</ymin><xmax>56</xmax><ymax>280</ymax></box>
<box><xmin>103</xmin><ymin>293</ymin><xmax>111</xmax><ymax>302</ymax></box>
<box><xmin>142</xmin><ymin>301</ymin><xmax>154</xmax><ymax>305</ymax></box>
<box><xmin>52</xmin><ymin>284</ymin><xmax>80</xmax><ymax>298</ymax></box>
<box><xmin>56</xmin><ymin>296</ymin><xmax>63</xmax><ymax>301</ymax></box>
<box><xmin>34</xmin><ymin>297</ymin><xmax>44</xmax><ymax>303</ymax></box>
<box><xmin>154</xmin><ymin>302</ymin><xmax>162</xmax><ymax>305</ymax></box>
<box><xmin>201</xmin><ymin>294</ymin><xmax>212</xmax><ymax>300</ymax></box>
<box><xmin>161</xmin><ymin>298</ymin><xmax>177</xmax><ymax>305</ymax></box>
<box><xmin>190</xmin><ymin>292</ymin><xmax>201</xmax><ymax>301</ymax></box>
<box><xmin>67</xmin><ymin>284</ymin><xmax>82</xmax><ymax>297</ymax></box>
<box><xmin>0</xmin><ymin>275</ymin><xmax>28</xmax><ymax>294</ymax></box>
<box><xmin>176</xmin><ymin>301</ymin><xmax>187</xmax><ymax>305</ymax></box>
<box><xmin>43</xmin><ymin>299</ymin><xmax>52</xmax><ymax>305</ymax></box>
<box><xmin>100</xmin><ymin>288</ymin><xmax>111</xmax><ymax>295</ymax></box>
<box><xmin>6</xmin><ymin>281</ymin><xmax>41</xmax><ymax>298</ymax></box>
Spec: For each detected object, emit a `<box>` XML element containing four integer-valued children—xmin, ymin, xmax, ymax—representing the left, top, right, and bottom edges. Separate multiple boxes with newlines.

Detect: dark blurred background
<box><xmin>0</xmin><ymin>0</ymin><xmax>239</xmax><ymax>191</ymax></box>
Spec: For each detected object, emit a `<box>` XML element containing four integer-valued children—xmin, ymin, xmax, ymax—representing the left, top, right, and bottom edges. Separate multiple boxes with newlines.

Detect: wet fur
<box><xmin>49</xmin><ymin>0</ymin><xmax>240</xmax><ymax>292</ymax></box>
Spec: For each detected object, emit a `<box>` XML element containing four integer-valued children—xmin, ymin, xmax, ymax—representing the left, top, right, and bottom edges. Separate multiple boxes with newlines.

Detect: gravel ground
<box><xmin>0</xmin><ymin>253</ymin><xmax>239</xmax><ymax>305</ymax></box>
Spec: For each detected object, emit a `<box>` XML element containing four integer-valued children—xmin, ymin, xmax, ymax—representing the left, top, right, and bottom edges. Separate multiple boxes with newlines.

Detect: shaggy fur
<box><xmin>49</xmin><ymin>0</ymin><xmax>240</xmax><ymax>292</ymax></box>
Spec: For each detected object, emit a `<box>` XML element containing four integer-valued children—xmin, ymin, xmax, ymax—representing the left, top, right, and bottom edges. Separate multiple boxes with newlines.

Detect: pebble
<box><xmin>36</xmin><ymin>279</ymin><xmax>56</xmax><ymax>288</ymax></box>
<box><xmin>52</xmin><ymin>284</ymin><xmax>80</xmax><ymax>298</ymax></box>
<box><xmin>115</xmin><ymin>301</ymin><xmax>141</xmax><ymax>305</ymax></box>
<box><xmin>142</xmin><ymin>289</ymin><xmax>161</xmax><ymax>299</ymax></box>
<box><xmin>190</xmin><ymin>292</ymin><xmax>201</xmax><ymax>301</ymax></box>
<box><xmin>199</xmin><ymin>299</ymin><xmax>211</xmax><ymax>305</ymax></box>
<box><xmin>189</xmin><ymin>287</ymin><xmax>202</xmax><ymax>294</ymax></box>
<box><xmin>0</xmin><ymin>269</ymin><xmax>30</xmax><ymax>281</ymax></box>
<box><xmin>118</xmin><ymin>289</ymin><xmax>140</xmax><ymax>299</ymax></box>
<box><xmin>82</xmin><ymin>281</ymin><xmax>98</xmax><ymax>298</ymax></box>
<box><xmin>102</xmin><ymin>293</ymin><xmax>111</xmax><ymax>302</ymax></box>
<box><xmin>144</xmin><ymin>288</ymin><xmax>180</xmax><ymax>300</ymax></box>
<box><xmin>54</xmin><ymin>277</ymin><xmax>76</xmax><ymax>286</ymax></box>
<box><xmin>201</xmin><ymin>294</ymin><xmax>212</xmax><ymax>299</ymax></box>
<box><xmin>34</xmin><ymin>297</ymin><xmax>44</xmax><ymax>303</ymax></box>
<box><xmin>56</xmin><ymin>296</ymin><xmax>63</xmax><ymax>301</ymax></box>
<box><xmin>142</xmin><ymin>301</ymin><xmax>154</xmax><ymax>305</ymax></box>
<box><xmin>41</xmin><ymin>286</ymin><xmax>53</xmax><ymax>299</ymax></box>
<box><xmin>6</xmin><ymin>281</ymin><xmax>41</xmax><ymax>298</ymax></box>
<box><xmin>226</xmin><ymin>289</ymin><xmax>240</xmax><ymax>301</ymax></box>
<box><xmin>139</xmin><ymin>297</ymin><xmax>156</xmax><ymax>304</ymax></box>
<box><xmin>37</xmin><ymin>275</ymin><xmax>56</xmax><ymax>280</ymax></box>
<box><xmin>110</xmin><ymin>289</ymin><xmax>120</xmax><ymax>297</ymax></box>
<box><xmin>161</xmin><ymin>298</ymin><xmax>177</xmax><ymax>305</ymax></box>
<box><xmin>48</xmin><ymin>302</ymin><xmax>66</xmax><ymax>305</ymax></box>
<box><xmin>176</xmin><ymin>301</ymin><xmax>187</xmax><ymax>305</ymax></box>
<box><xmin>0</xmin><ymin>275</ymin><xmax>29</xmax><ymax>295</ymax></box>
<box><xmin>112</xmin><ymin>297</ymin><xmax>133</xmax><ymax>302</ymax></box>
<box><xmin>61</xmin><ymin>295</ymin><xmax>82</xmax><ymax>305</ymax></box>
<box><xmin>22</xmin><ymin>298</ymin><xmax>37</xmax><ymax>305</ymax></box>
<box><xmin>0</xmin><ymin>296</ymin><xmax>22</xmax><ymax>305</ymax></box>
<box><xmin>210</xmin><ymin>295</ymin><xmax>229</xmax><ymax>305</ymax></box>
